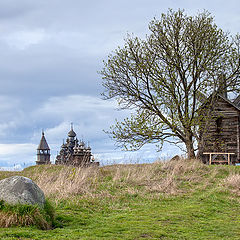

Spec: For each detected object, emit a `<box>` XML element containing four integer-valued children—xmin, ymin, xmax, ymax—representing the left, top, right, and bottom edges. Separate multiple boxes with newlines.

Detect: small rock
<box><xmin>0</xmin><ymin>176</ymin><xmax>45</xmax><ymax>206</ymax></box>
<box><xmin>170</xmin><ymin>155</ymin><xmax>180</xmax><ymax>162</ymax></box>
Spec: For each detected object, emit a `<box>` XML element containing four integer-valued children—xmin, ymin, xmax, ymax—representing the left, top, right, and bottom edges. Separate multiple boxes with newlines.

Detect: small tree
<box><xmin>100</xmin><ymin>9</ymin><xmax>240</xmax><ymax>159</ymax></box>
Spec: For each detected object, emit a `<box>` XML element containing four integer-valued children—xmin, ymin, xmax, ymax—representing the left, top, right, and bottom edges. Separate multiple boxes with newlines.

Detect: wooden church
<box><xmin>36</xmin><ymin>126</ymin><xmax>99</xmax><ymax>167</ymax></box>
<box><xmin>198</xmin><ymin>89</ymin><xmax>240</xmax><ymax>165</ymax></box>
<box><xmin>55</xmin><ymin>125</ymin><xmax>98</xmax><ymax>167</ymax></box>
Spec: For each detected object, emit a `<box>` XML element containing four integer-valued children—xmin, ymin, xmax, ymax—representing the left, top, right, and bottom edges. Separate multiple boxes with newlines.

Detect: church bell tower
<box><xmin>36</xmin><ymin>131</ymin><xmax>51</xmax><ymax>165</ymax></box>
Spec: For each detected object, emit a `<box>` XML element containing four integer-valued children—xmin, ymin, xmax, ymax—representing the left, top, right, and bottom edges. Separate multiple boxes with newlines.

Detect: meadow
<box><xmin>0</xmin><ymin>158</ymin><xmax>240</xmax><ymax>239</ymax></box>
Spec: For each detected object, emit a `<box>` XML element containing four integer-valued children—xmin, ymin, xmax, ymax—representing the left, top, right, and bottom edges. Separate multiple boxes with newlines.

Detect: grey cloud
<box><xmin>0</xmin><ymin>0</ymin><xmax>240</xmax><ymax>167</ymax></box>
<box><xmin>0</xmin><ymin>0</ymin><xmax>36</xmax><ymax>20</ymax></box>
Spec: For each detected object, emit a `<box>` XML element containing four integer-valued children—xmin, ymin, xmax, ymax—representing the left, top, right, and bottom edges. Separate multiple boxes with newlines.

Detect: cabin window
<box><xmin>216</xmin><ymin>117</ymin><xmax>223</xmax><ymax>133</ymax></box>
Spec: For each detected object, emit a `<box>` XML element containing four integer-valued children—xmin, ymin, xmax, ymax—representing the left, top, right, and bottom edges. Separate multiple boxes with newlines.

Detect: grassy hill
<box><xmin>0</xmin><ymin>158</ymin><xmax>240</xmax><ymax>239</ymax></box>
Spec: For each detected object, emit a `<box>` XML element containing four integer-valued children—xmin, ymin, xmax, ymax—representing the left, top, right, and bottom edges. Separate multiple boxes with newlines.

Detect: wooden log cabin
<box><xmin>199</xmin><ymin>93</ymin><xmax>240</xmax><ymax>165</ymax></box>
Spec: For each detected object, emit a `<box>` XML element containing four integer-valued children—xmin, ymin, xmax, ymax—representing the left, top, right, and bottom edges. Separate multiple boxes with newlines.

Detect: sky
<box><xmin>0</xmin><ymin>0</ymin><xmax>240</xmax><ymax>169</ymax></box>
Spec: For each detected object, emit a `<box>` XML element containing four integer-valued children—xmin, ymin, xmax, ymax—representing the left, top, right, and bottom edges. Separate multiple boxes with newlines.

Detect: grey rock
<box><xmin>0</xmin><ymin>176</ymin><xmax>45</xmax><ymax>206</ymax></box>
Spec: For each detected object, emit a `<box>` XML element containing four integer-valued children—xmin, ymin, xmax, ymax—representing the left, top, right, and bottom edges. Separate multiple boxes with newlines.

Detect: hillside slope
<box><xmin>0</xmin><ymin>159</ymin><xmax>240</xmax><ymax>239</ymax></box>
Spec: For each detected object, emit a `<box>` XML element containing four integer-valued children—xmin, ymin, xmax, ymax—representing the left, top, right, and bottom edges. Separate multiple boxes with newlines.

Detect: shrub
<box><xmin>0</xmin><ymin>199</ymin><xmax>55</xmax><ymax>230</ymax></box>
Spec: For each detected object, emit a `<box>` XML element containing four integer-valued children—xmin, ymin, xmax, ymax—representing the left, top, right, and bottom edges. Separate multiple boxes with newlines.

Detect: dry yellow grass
<box><xmin>22</xmin><ymin>158</ymin><xmax>216</xmax><ymax>202</ymax></box>
<box><xmin>1</xmin><ymin>158</ymin><xmax>238</xmax><ymax>204</ymax></box>
<box><xmin>30</xmin><ymin>166</ymin><xmax>99</xmax><ymax>200</ymax></box>
<box><xmin>223</xmin><ymin>174</ymin><xmax>240</xmax><ymax>195</ymax></box>
<box><xmin>0</xmin><ymin>208</ymin><xmax>51</xmax><ymax>230</ymax></box>
<box><xmin>0</xmin><ymin>212</ymin><xmax>32</xmax><ymax>227</ymax></box>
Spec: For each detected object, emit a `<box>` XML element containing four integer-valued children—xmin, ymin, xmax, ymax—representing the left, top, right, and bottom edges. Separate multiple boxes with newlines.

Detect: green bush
<box><xmin>0</xmin><ymin>199</ymin><xmax>55</xmax><ymax>230</ymax></box>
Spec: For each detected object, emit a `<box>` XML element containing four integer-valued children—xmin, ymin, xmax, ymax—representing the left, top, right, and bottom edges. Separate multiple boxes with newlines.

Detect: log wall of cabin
<box><xmin>201</xmin><ymin>97</ymin><xmax>240</xmax><ymax>164</ymax></box>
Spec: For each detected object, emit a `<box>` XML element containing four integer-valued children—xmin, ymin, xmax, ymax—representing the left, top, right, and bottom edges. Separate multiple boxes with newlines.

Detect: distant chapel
<box><xmin>36</xmin><ymin>131</ymin><xmax>51</xmax><ymax>165</ymax></box>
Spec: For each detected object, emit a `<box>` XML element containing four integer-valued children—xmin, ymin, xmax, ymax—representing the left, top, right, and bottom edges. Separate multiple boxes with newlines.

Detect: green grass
<box><xmin>0</xmin><ymin>159</ymin><xmax>240</xmax><ymax>239</ymax></box>
<box><xmin>0</xmin><ymin>199</ymin><xmax>55</xmax><ymax>230</ymax></box>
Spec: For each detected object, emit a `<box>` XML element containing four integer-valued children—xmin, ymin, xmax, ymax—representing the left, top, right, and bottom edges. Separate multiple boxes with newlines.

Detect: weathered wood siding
<box><xmin>200</xmin><ymin>96</ymin><xmax>240</xmax><ymax>164</ymax></box>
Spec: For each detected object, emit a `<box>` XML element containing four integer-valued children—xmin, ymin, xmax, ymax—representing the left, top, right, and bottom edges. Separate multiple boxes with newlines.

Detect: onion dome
<box><xmin>79</xmin><ymin>141</ymin><xmax>84</xmax><ymax>148</ymax></box>
<box><xmin>68</xmin><ymin>129</ymin><xmax>76</xmax><ymax>137</ymax></box>
<box><xmin>62</xmin><ymin>143</ymin><xmax>67</xmax><ymax>149</ymax></box>
<box><xmin>68</xmin><ymin>124</ymin><xmax>76</xmax><ymax>137</ymax></box>
<box><xmin>61</xmin><ymin>139</ymin><xmax>67</xmax><ymax>148</ymax></box>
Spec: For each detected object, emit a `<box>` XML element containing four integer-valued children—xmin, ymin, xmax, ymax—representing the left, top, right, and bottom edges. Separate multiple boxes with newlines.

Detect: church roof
<box><xmin>37</xmin><ymin>132</ymin><xmax>50</xmax><ymax>150</ymax></box>
<box><xmin>68</xmin><ymin>129</ymin><xmax>76</xmax><ymax>137</ymax></box>
<box><xmin>68</xmin><ymin>124</ymin><xmax>76</xmax><ymax>137</ymax></box>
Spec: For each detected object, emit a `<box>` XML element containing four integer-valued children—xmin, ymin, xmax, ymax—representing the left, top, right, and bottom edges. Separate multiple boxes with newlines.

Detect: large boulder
<box><xmin>0</xmin><ymin>176</ymin><xmax>45</xmax><ymax>207</ymax></box>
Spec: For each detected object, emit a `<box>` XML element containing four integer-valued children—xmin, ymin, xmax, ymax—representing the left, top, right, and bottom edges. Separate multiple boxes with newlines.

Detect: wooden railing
<box><xmin>203</xmin><ymin>152</ymin><xmax>235</xmax><ymax>165</ymax></box>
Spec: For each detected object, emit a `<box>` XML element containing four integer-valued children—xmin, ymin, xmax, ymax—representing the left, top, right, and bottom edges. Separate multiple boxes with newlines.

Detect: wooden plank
<box><xmin>203</xmin><ymin>152</ymin><xmax>235</xmax><ymax>154</ymax></box>
<box><xmin>211</xmin><ymin>161</ymin><xmax>228</xmax><ymax>163</ymax></box>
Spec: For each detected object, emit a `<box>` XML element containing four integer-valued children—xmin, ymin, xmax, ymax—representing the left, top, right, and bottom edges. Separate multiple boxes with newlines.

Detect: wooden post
<box><xmin>209</xmin><ymin>153</ymin><xmax>212</xmax><ymax>165</ymax></box>
<box><xmin>228</xmin><ymin>154</ymin><xmax>230</xmax><ymax>165</ymax></box>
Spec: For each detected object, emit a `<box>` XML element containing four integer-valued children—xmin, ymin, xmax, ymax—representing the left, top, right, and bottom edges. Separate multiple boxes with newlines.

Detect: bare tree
<box><xmin>100</xmin><ymin>9</ymin><xmax>240</xmax><ymax>159</ymax></box>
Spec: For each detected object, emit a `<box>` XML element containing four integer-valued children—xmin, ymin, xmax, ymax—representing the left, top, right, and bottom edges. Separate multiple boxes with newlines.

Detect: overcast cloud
<box><xmin>0</xmin><ymin>0</ymin><xmax>239</xmax><ymax>168</ymax></box>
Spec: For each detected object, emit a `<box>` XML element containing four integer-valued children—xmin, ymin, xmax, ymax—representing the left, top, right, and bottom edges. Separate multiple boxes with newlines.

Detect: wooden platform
<box><xmin>203</xmin><ymin>152</ymin><xmax>235</xmax><ymax>165</ymax></box>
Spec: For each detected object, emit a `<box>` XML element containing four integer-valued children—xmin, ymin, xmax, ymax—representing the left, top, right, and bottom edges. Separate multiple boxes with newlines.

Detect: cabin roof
<box><xmin>233</xmin><ymin>95</ymin><xmax>240</xmax><ymax>108</ymax></box>
<box><xmin>217</xmin><ymin>94</ymin><xmax>240</xmax><ymax>112</ymax></box>
<box><xmin>200</xmin><ymin>93</ymin><xmax>240</xmax><ymax>112</ymax></box>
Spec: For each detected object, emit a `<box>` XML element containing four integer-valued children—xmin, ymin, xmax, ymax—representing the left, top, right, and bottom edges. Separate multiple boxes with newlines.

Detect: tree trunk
<box><xmin>186</xmin><ymin>141</ymin><xmax>196</xmax><ymax>159</ymax></box>
<box><xmin>185</xmin><ymin>132</ymin><xmax>196</xmax><ymax>159</ymax></box>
